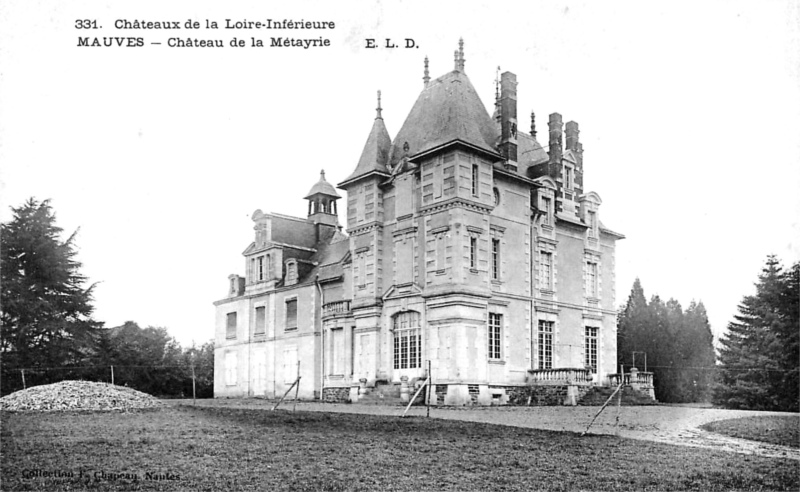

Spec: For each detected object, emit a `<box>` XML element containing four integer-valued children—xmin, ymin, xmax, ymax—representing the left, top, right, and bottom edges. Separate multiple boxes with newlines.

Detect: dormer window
<box><xmin>563</xmin><ymin>165</ymin><xmax>573</xmax><ymax>191</ymax></box>
<box><xmin>285</xmin><ymin>260</ymin><xmax>298</xmax><ymax>286</ymax></box>
<box><xmin>541</xmin><ymin>196</ymin><xmax>552</xmax><ymax>226</ymax></box>
<box><xmin>587</xmin><ymin>210</ymin><xmax>597</xmax><ymax>238</ymax></box>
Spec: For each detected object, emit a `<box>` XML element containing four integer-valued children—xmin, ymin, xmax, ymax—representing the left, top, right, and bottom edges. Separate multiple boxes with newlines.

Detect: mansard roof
<box><xmin>388</xmin><ymin>69</ymin><xmax>500</xmax><ymax>168</ymax></box>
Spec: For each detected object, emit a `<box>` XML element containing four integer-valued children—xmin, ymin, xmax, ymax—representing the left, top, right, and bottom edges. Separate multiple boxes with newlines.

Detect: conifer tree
<box><xmin>1</xmin><ymin>198</ymin><xmax>102</xmax><ymax>393</ymax></box>
<box><xmin>715</xmin><ymin>256</ymin><xmax>799</xmax><ymax>411</ymax></box>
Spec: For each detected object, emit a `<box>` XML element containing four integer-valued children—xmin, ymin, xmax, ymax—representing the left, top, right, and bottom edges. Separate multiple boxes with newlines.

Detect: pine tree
<box><xmin>617</xmin><ymin>278</ymin><xmax>649</xmax><ymax>370</ymax></box>
<box><xmin>1</xmin><ymin>199</ymin><xmax>102</xmax><ymax>393</ymax></box>
<box><xmin>714</xmin><ymin>256</ymin><xmax>799</xmax><ymax>411</ymax></box>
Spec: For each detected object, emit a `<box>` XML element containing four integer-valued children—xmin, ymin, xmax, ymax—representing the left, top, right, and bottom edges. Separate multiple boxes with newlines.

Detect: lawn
<box><xmin>1</xmin><ymin>406</ymin><xmax>797</xmax><ymax>491</ymax></box>
<box><xmin>701</xmin><ymin>415</ymin><xmax>800</xmax><ymax>449</ymax></box>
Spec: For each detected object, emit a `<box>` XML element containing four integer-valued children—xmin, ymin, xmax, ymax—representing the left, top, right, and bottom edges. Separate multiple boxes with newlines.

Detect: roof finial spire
<box><xmin>454</xmin><ymin>50</ymin><xmax>459</xmax><ymax>71</ymax></box>
<box><xmin>423</xmin><ymin>56</ymin><xmax>430</xmax><ymax>87</ymax></box>
<box><xmin>376</xmin><ymin>90</ymin><xmax>383</xmax><ymax>120</ymax></box>
<box><xmin>458</xmin><ymin>38</ymin><xmax>465</xmax><ymax>70</ymax></box>
<box><xmin>320</xmin><ymin>169</ymin><xmax>326</xmax><ymax>180</ymax></box>
<box><xmin>494</xmin><ymin>66</ymin><xmax>501</xmax><ymax>121</ymax></box>
<box><xmin>531</xmin><ymin>111</ymin><xmax>537</xmax><ymax>139</ymax></box>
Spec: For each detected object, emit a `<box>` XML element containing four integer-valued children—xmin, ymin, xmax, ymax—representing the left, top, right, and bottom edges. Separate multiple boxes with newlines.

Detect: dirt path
<box><xmin>175</xmin><ymin>399</ymin><xmax>799</xmax><ymax>460</ymax></box>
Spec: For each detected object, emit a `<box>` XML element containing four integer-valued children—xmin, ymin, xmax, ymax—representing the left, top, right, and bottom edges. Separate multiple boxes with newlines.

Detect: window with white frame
<box><xmin>542</xmin><ymin>196</ymin><xmax>552</xmax><ymax>226</ymax></box>
<box><xmin>538</xmin><ymin>320</ymin><xmax>553</xmax><ymax>369</ymax></box>
<box><xmin>393</xmin><ymin>311</ymin><xmax>421</xmax><ymax>369</ymax></box>
<box><xmin>586</xmin><ymin>262</ymin><xmax>598</xmax><ymax>298</ymax></box>
<box><xmin>488</xmin><ymin>313</ymin><xmax>502</xmax><ymax>360</ymax></box>
<box><xmin>585</xmin><ymin>327</ymin><xmax>598</xmax><ymax>373</ymax></box>
<box><xmin>540</xmin><ymin>252</ymin><xmax>553</xmax><ymax>290</ymax></box>
<box><xmin>471</xmin><ymin>164</ymin><xmax>479</xmax><ymax>196</ymax></box>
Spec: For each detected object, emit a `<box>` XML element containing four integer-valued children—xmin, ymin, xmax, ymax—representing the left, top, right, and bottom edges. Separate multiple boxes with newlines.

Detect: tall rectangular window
<box><xmin>393</xmin><ymin>312</ymin><xmax>421</xmax><ymax>369</ymax></box>
<box><xmin>436</xmin><ymin>234</ymin><xmax>446</xmax><ymax>271</ymax></box>
<box><xmin>256</xmin><ymin>256</ymin><xmax>264</xmax><ymax>281</ymax></box>
<box><xmin>226</xmin><ymin>312</ymin><xmax>237</xmax><ymax>339</ymax></box>
<box><xmin>285</xmin><ymin>299</ymin><xmax>297</xmax><ymax>330</ymax></box>
<box><xmin>563</xmin><ymin>166</ymin><xmax>573</xmax><ymax>190</ymax></box>
<box><xmin>587</xmin><ymin>211</ymin><xmax>597</xmax><ymax>238</ymax></box>
<box><xmin>488</xmin><ymin>313</ymin><xmax>502</xmax><ymax>360</ymax></box>
<box><xmin>586</xmin><ymin>262</ymin><xmax>598</xmax><ymax>298</ymax></box>
<box><xmin>491</xmin><ymin>239</ymin><xmax>500</xmax><ymax>280</ymax></box>
<box><xmin>542</xmin><ymin>197</ymin><xmax>552</xmax><ymax>225</ymax></box>
<box><xmin>471</xmin><ymin>164</ymin><xmax>479</xmax><ymax>196</ymax></box>
<box><xmin>540</xmin><ymin>252</ymin><xmax>552</xmax><ymax>290</ymax></box>
<box><xmin>470</xmin><ymin>237</ymin><xmax>477</xmax><ymax>269</ymax></box>
<box><xmin>538</xmin><ymin>320</ymin><xmax>553</xmax><ymax>369</ymax></box>
<box><xmin>585</xmin><ymin>327</ymin><xmax>598</xmax><ymax>373</ymax></box>
<box><xmin>254</xmin><ymin>306</ymin><xmax>266</xmax><ymax>335</ymax></box>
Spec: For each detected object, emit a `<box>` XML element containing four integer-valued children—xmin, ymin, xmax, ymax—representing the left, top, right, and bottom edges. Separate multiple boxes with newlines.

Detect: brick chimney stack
<box><xmin>499</xmin><ymin>71</ymin><xmax>518</xmax><ymax>166</ymax></box>
<box><xmin>565</xmin><ymin>121</ymin><xmax>580</xmax><ymax>151</ymax></box>
<box><xmin>548</xmin><ymin>113</ymin><xmax>563</xmax><ymax>164</ymax></box>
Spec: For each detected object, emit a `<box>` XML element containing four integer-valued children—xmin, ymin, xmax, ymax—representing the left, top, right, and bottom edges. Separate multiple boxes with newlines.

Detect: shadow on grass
<box><xmin>1</xmin><ymin>406</ymin><xmax>797</xmax><ymax>491</ymax></box>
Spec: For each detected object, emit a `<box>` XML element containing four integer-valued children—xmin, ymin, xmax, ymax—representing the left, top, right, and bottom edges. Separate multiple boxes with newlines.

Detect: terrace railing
<box><xmin>322</xmin><ymin>300</ymin><xmax>351</xmax><ymax>318</ymax></box>
<box><xmin>527</xmin><ymin>367</ymin><xmax>593</xmax><ymax>386</ymax></box>
<box><xmin>608</xmin><ymin>371</ymin><xmax>653</xmax><ymax>387</ymax></box>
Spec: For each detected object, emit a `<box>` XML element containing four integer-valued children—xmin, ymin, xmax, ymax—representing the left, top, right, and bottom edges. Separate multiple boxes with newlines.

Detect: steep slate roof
<box><xmin>388</xmin><ymin>69</ymin><xmax>499</xmax><ymax>168</ymax></box>
<box><xmin>342</xmin><ymin>112</ymin><xmax>392</xmax><ymax>184</ymax></box>
<box><xmin>304</xmin><ymin>170</ymin><xmax>341</xmax><ymax>199</ymax></box>
<box><xmin>516</xmin><ymin>131</ymin><xmax>550</xmax><ymax>176</ymax></box>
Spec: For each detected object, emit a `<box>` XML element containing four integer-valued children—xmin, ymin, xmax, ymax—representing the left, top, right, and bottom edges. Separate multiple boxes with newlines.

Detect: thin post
<box><xmin>21</xmin><ymin>369</ymin><xmax>26</xmax><ymax>390</ymax></box>
<box><xmin>644</xmin><ymin>353</ymin><xmax>647</xmax><ymax>373</ymax></box>
<box><xmin>426</xmin><ymin>360</ymin><xmax>431</xmax><ymax>418</ymax></box>
<box><xmin>191</xmin><ymin>364</ymin><xmax>197</xmax><ymax>406</ymax></box>
<box><xmin>615</xmin><ymin>365</ymin><xmax>623</xmax><ymax>435</ymax></box>
<box><xmin>401</xmin><ymin>376</ymin><xmax>429</xmax><ymax>418</ymax></box>
<box><xmin>581</xmin><ymin>382</ymin><xmax>623</xmax><ymax>437</ymax></box>
<box><xmin>111</xmin><ymin>365</ymin><xmax>115</xmax><ymax>385</ymax></box>
<box><xmin>293</xmin><ymin>361</ymin><xmax>300</xmax><ymax>412</ymax></box>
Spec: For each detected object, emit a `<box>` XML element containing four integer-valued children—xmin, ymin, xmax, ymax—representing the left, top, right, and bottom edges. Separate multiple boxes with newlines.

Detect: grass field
<box><xmin>701</xmin><ymin>415</ymin><xmax>800</xmax><ymax>449</ymax></box>
<box><xmin>1</xmin><ymin>405</ymin><xmax>798</xmax><ymax>491</ymax></box>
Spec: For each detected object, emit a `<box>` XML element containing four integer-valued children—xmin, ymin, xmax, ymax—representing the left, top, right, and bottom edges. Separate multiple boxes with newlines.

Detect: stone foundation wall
<box><xmin>322</xmin><ymin>386</ymin><xmax>351</xmax><ymax>403</ymax></box>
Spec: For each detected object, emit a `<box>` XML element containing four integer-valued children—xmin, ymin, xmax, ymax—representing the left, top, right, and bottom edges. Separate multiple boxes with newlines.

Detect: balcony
<box><xmin>322</xmin><ymin>300</ymin><xmax>351</xmax><ymax>318</ymax></box>
<box><xmin>527</xmin><ymin>367</ymin><xmax>593</xmax><ymax>386</ymax></box>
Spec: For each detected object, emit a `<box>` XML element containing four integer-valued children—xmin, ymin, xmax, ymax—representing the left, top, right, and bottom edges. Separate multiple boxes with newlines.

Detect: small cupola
<box><xmin>304</xmin><ymin>170</ymin><xmax>341</xmax><ymax>226</ymax></box>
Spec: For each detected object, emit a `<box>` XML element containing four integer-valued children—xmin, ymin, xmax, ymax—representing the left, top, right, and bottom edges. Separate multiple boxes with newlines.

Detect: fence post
<box><xmin>426</xmin><ymin>360</ymin><xmax>431</xmax><ymax>418</ymax></box>
<box><xmin>111</xmin><ymin>365</ymin><xmax>115</xmax><ymax>385</ymax></box>
<box><xmin>293</xmin><ymin>361</ymin><xmax>300</xmax><ymax>412</ymax></box>
<box><xmin>21</xmin><ymin>369</ymin><xmax>26</xmax><ymax>390</ymax></box>
<box><xmin>191</xmin><ymin>363</ymin><xmax>197</xmax><ymax>406</ymax></box>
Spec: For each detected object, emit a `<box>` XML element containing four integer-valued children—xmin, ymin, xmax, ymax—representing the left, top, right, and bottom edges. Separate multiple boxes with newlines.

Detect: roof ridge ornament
<box><xmin>423</xmin><ymin>56</ymin><xmax>430</xmax><ymax>87</ymax></box>
<box><xmin>458</xmin><ymin>38</ymin><xmax>465</xmax><ymax>71</ymax></box>
<box><xmin>376</xmin><ymin>90</ymin><xmax>383</xmax><ymax>120</ymax></box>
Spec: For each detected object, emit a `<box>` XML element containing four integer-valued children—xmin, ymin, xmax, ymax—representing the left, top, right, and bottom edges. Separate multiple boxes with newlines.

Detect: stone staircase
<box><xmin>354</xmin><ymin>383</ymin><xmax>405</xmax><ymax>406</ymax></box>
<box><xmin>579</xmin><ymin>385</ymin><xmax>657</xmax><ymax>406</ymax></box>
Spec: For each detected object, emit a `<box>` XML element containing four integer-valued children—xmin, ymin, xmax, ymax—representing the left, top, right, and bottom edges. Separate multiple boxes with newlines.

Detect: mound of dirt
<box><xmin>0</xmin><ymin>380</ymin><xmax>163</xmax><ymax>412</ymax></box>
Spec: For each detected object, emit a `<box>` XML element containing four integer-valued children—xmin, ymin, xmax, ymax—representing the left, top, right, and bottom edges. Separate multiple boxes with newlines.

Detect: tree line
<box><xmin>617</xmin><ymin>279</ymin><xmax>716</xmax><ymax>403</ymax></box>
<box><xmin>1</xmin><ymin>198</ymin><xmax>213</xmax><ymax>397</ymax></box>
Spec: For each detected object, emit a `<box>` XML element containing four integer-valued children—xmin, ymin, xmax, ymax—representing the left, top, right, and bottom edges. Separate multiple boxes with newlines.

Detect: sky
<box><xmin>1</xmin><ymin>0</ymin><xmax>798</xmax><ymax>347</ymax></box>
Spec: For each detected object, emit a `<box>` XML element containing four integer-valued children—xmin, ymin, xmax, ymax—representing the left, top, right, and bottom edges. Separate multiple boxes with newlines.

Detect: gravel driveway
<box><xmin>175</xmin><ymin>399</ymin><xmax>799</xmax><ymax>460</ymax></box>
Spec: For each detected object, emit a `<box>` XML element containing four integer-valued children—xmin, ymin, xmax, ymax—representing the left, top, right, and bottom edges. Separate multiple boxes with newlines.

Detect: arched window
<box><xmin>393</xmin><ymin>311</ymin><xmax>421</xmax><ymax>369</ymax></box>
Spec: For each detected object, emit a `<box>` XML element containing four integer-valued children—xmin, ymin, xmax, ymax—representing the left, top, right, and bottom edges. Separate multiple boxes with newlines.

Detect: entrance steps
<box><xmin>579</xmin><ymin>386</ymin><xmax>657</xmax><ymax>406</ymax></box>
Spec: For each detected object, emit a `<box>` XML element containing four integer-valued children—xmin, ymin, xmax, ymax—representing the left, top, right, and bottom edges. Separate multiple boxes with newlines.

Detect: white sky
<box><xmin>1</xmin><ymin>0</ymin><xmax>798</xmax><ymax>347</ymax></box>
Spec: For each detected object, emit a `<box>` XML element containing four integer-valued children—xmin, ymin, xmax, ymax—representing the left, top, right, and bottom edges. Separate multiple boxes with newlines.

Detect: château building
<box><xmin>213</xmin><ymin>41</ymin><xmax>626</xmax><ymax>405</ymax></box>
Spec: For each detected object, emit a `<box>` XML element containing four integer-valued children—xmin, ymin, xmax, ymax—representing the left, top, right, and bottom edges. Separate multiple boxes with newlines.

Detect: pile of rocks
<box><xmin>0</xmin><ymin>380</ymin><xmax>163</xmax><ymax>412</ymax></box>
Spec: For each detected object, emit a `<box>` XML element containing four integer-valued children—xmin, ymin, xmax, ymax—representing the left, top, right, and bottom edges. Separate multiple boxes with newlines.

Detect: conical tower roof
<box><xmin>340</xmin><ymin>92</ymin><xmax>392</xmax><ymax>185</ymax></box>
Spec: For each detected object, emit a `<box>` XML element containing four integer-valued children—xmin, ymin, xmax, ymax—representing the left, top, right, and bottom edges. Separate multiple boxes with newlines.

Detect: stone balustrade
<box><xmin>527</xmin><ymin>367</ymin><xmax>593</xmax><ymax>386</ymax></box>
<box><xmin>322</xmin><ymin>300</ymin><xmax>351</xmax><ymax>317</ymax></box>
<box><xmin>608</xmin><ymin>371</ymin><xmax>653</xmax><ymax>387</ymax></box>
